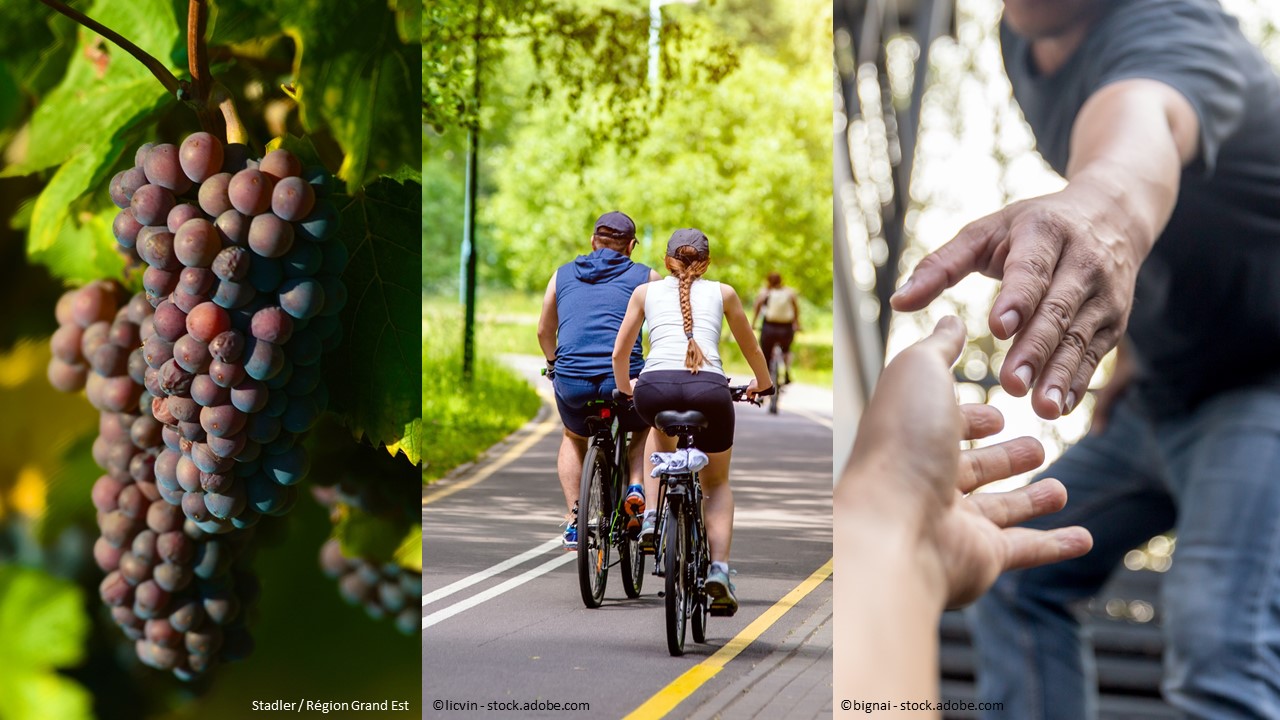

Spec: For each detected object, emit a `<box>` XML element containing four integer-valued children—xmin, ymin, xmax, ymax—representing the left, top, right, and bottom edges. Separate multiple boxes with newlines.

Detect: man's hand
<box><xmin>838</xmin><ymin>317</ymin><xmax>1093</xmax><ymax>609</ymax></box>
<box><xmin>889</xmin><ymin>187</ymin><xmax>1145</xmax><ymax>420</ymax></box>
<box><xmin>889</xmin><ymin>79</ymin><xmax>1196</xmax><ymax>420</ymax></box>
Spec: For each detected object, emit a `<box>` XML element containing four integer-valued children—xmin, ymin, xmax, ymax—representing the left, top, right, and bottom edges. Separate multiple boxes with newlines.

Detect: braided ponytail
<box><xmin>664</xmin><ymin>245</ymin><xmax>710</xmax><ymax>372</ymax></box>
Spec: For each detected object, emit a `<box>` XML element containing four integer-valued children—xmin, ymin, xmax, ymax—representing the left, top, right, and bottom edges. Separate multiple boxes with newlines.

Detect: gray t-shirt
<box><xmin>1001</xmin><ymin>0</ymin><xmax>1280</xmax><ymax>415</ymax></box>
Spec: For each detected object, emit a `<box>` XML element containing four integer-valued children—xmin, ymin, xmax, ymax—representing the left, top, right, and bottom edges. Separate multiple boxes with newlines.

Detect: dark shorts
<box><xmin>633</xmin><ymin>370</ymin><xmax>735</xmax><ymax>453</ymax></box>
<box><xmin>553</xmin><ymin>374</ymin><xmax>647</xmax><ymax>437</ymax></box>
<box><xmin>760</xmin><ymin>321</ymin><xmax>795</xmax><ymax>360</ymax></box>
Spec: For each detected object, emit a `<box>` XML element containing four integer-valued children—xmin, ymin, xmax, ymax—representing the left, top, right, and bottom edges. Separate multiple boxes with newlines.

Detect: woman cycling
<box><xmin>611</xmin><ymin>228</ymin><xmax>772</xmax><ymax>615</ymax></box>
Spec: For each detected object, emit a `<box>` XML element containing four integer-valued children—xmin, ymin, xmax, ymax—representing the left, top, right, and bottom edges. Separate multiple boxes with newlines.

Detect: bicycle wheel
<box><xmin>577</xmin><ymin>445</ymin><xmax>610</xmax><ymax>608</ymax></box>
<box><xmin>691</xmin><ymin>519</ymin><xmax>709</xmax><ymax>643</ymax></box>
<box><xmin>616</xmin><ymin>438</ymin><xmax>644</xmax><ymax>598</ymax></box>
<box><xmin>663</xmin><ymin>498</ymin><xmax>688</xmax><ymax>656</ymax></box>
<box><xmin>768</xmin><ymin>345</ymin><xmax>782</xmax><ymax>415</ymax></box>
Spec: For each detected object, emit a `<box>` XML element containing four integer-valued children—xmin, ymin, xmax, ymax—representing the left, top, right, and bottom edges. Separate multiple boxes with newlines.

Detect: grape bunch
<box><xmin>108</xmin><ymin>133</ymin><xmax>347</xmax><ymax>536</ymax></box>
<box><xmin>318</xmin><ymin>538</ymin><xmax>420</xmax><ymax>636</ymax></box>
<box><xmin>49</xmin><ymin>281</ymin><xmax>257</xmax><ymax>679</ymax></box>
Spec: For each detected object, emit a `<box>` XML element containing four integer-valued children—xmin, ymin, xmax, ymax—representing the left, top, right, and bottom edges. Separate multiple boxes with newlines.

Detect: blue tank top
<box><xmin>554</xmin><ymin>249</ymin><xmax>651</xmax><ymax>379</ymax></box>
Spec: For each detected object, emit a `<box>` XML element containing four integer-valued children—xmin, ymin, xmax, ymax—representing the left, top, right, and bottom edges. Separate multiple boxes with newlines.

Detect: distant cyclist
<box><xmin>537</xmin><ymin>211</ymin><xmax>660</xmax><ymax>550</ymax></box>
<box><xmin>612</xmin><ymin>228</ymin><xmax>773</xmax><ymax>615</ymax></box>
<box><xmin>752</xmin><ymin>272</ymin><xmax>800</xmax><ymax>384</ymax></box>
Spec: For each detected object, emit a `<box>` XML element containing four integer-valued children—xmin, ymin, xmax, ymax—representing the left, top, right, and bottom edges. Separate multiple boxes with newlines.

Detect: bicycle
<box><xmin>649</xmin><ymin>384</ymin><xmax>771</xmax><ymax>656</ymax></box>
<box><xmin>576</xmin><ymin>391</ymin><xmax>645</xmax><ymax>608</ymax></box>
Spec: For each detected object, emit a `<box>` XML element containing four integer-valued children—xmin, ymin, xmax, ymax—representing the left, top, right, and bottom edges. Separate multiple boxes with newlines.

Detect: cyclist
<box><xmin>752</xmin><ymin>272</ymin><xmax>801</xmax><ymax>384</ymax></box>
<box><xmin>612</xmin><ymin>228</ymin><xmax>772</xmax><ymax>615</ymax></box>
<box><xmin>537</xmin><ymin>211</ymin><xmax>660</xmax><ymax>550</ymax></box>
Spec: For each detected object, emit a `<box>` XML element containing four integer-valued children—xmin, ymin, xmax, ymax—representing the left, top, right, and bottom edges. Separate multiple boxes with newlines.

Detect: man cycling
<box><xmin>752</xmin><ymin>272</ymin><xmax>800</xmax><ymax>384</ymax></box>
<box><xmin>537</xmin><ymin>211</ymin><xmax>660</xmax><ymax>549</ymax></box>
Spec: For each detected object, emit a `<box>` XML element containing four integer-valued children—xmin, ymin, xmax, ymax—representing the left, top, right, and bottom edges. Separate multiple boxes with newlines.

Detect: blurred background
<box><xmin>835</xmin><ymin>0</ymin><xmax>1280</xmax><ymax>716</ymax></box>
<box><xmin>424</xmin><ymin>0</ymin><xmax>833</xmax><ymax>483</ymax></box>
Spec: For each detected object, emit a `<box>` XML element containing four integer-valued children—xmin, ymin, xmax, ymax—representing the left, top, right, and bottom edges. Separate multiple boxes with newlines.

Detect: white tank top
<box><xmin>642</xmin><ymin>277</ymin><xmax>724</xmax><ymax>375</ymax></box>
<box><xmin>762</xmin><ymin>287</ymin><xmax>796</xmax><ymax>323</ymax></box>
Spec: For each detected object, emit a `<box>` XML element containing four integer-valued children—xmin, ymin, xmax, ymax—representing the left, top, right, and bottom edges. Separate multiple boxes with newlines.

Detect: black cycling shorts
<box><xmin>760</xmin><ymin>321</ymin><xmax>795</xmax><ymax>360</ymax></box>
<box><xmin>633</xmin><ymin>370</ymin><xmax>735</xmax><ymax>453</ymax></box>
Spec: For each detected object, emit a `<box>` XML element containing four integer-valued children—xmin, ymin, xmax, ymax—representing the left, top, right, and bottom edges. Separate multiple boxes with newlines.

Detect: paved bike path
<box><xmin>422</xmin><ymin>360</ymin><xmax>833</xmax><ymax>718</ymax></box>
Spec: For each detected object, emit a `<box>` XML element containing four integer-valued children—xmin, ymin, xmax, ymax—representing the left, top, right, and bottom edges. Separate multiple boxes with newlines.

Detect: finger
<box><xmin>988</xmin><ymin>218</ymin><xmax>1066</xmax><ymax>340</ymax></box>
<box><xmin>1000</xmin><ymin>525</ymin><xmax>1094</xmax><ymax>571</ymax></box>
<box><xmin>890</xmin><ymin>218</ymin><xmax>1004</xmax><ymax>312</ymax></box>
<box><xmin>1065</xmin><ymin>325</ymin><xmax>1122</xmax><ymax>419</ymax></box>
<box><xmin>958</xmin><ymin>437</ymin><xmax>1045</xmax><ymax>493</ymax></box>
<box><xmin>959</xmin><ymin>404</ymin><xmax>1004</xmax><ymax>441</ymax></box>
<box><xmin>997</xmin><ymin>283</ymin><xmax>1095</xmax><ymax>410</ymax></box>
<box><xmin>1018</xmin><ymin>298</ymin><xmax>1121</xmax><ymax>415</ymax></box>
<box><xmin>967</xmin><ymin>477</ymin><xmax>1065</xmax><ymax>526</ymax></box>
<box><xmin>911</xmin><ymin>315</ymin><xmax>968</xmax><ymax>366</ymax></box>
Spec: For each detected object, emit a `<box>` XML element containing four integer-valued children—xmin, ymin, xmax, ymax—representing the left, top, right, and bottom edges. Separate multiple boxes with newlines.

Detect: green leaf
<box><xmin>6</xmin><ymin>0</ymin><xmax>180</xmax><ymax>176</ymax></box>
<box><xmin>282</xmin><ymin>5</ymin><xmax>421</xmax><ymax>189</ymax></box>
<box><xmin>390</xmin><ymin>0</ymin><xmax>422</xmax><ymax>45</ymax></box>
<box><xmin>325</xmin><ymin>179</ymin><xmax>422</xmax><ymax>464</ymax></box>
<box><xmin>393</xmin><ymin>525</ymin><xmax>422</xmax><ymax>573</ymax></box>
<box><xmin>0</xmin><ymin>566</ymin><xmax>92</xmax><ymax>720</ymax></box>
<box><xmin>334</xmin><ymin>507</ymin><xmax>406</xmax><ymax>562</ymax></box>
<box><xmin>35</xmin><ymin>435</ymin><xmax>101</xmax><ymax>546</ymax></box>
<box><xmin>26</xmin><ymin>136</ymin><xmax>130</xmax><ymax>284</ymax></box>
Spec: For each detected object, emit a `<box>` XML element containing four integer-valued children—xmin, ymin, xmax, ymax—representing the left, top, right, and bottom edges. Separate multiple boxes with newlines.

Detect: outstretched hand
<box><xmin>837</xmin><ymin>316</ymin><xmax>1093</xmax><ymax>609</ymax></box>
<box><xmin>889</xmin><ymin>188</ymin><xmax>1147</xmax><ymax>421</ymax></box>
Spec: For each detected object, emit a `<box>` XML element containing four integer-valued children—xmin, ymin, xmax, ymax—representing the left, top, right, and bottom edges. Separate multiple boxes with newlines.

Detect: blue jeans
<box><xmin>971</xmin><ymin>385</ymin><xmax>1280</xmax><ymax>720</ymax></box>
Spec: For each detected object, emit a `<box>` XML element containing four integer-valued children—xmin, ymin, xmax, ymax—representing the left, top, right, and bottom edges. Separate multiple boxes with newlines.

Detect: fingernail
<box><xmin>893</xmin><ymin>277</ymin><xmax>914</xmax><ymax>297</ymax></box>
<box><xmin>1046</xmin><ymin>387</ymin><xmax>1063</xmax><ymax>412</ymax></box>
<box><xmin>999</xmin><ymin>310</ymin><xmax>1021</xmax><ymax>336</ymax></box>
<box><xmin>1014</xmin><ymin>364</ymin><xmax>1033</xmax><ymax>390</ymax></box>
<box><xmin>1066</xmin><ymin>391</ymin><xmax>1078</xmax><ymax>413</ymax></box>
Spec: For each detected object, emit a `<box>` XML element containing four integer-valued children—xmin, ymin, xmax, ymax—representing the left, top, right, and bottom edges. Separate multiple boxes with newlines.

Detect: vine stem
<box><xmin>214</xmin><ymin>84</ymin><xmax>248</xmax><ymax>145</ymax></box>
<box><xmin>38</xmin><ymin>0</ymin><xmax>182</xmax><ymax>97</ymax></box>
<box><xmin>187</xmin><ymin>0</ymin><xmax>212</xmax><ymax>105</ymax></box>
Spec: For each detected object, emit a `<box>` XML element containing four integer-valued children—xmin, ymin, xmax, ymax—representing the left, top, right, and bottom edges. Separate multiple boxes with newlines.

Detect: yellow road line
<box><xmin>624</xmin><ymin>558</ymin><xmax>834</xmax><ymax>720</ymax></box>
<box><xmin>423</xmin><ymin>411</ymin><xmax>559</xmax><ymax>506</ymax></box>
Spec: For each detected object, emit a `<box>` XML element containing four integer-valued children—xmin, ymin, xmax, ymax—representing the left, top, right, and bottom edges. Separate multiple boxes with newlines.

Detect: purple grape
<box><xmin>246</xmin><ymin>256</ymin><xmax>283</xmax><ymax>292</ymax></box>
<box><xmin>214</xmin><ymin>209</ymin><xmax>249</xmax><ymax>246</ymax></box>
<box><xmin>179</xmin><ymin>132</ymin><xmax>224</xmax><ymax>183</ymax></box>
<box><xmin>200</xmin><ymin>404</ymin><xmax>245</xmax><ymax>438</ymax></box>
<box><xmin>247</xmin><ymin>213</ymin><xmax>294</xmax><ymax>258</ymax></box>
<box><xmin>173</xmin><ymin>334</ymin><xmax>212</xmax><ymax>374</ymax></box>
<box><xmin>186</xmin><ymin>302</ymin><xmax>230</xmax><ymax>343</ymax></box>
<box><xmin>259</xmin><ymin>149</ymin><xmax>301</xmax><ymax>180</ymax></box>
<box><xmin>138</xmin><ymin>228</ymin><xmax>179</xmax><ymax>271</ymax></box>
<box><xmin>271</xmin><ymin>176</ymin><xmax>316</xmax><ymax>221</ymax></box>
<box><xmin>166</xmin><ymin>203</ymin><xmax>204</xmax><ymax>233</ymax></box>
<box><xmin>228</xmin><ymin>169</ymin><xmax>273</xmax><ymax>215</ymax></box>
<box><xmin>113</xmin><ymin>209</ymin><xmax>143</xmax><ymax>247</ymax></box>
<box><xmin>170</xmin><ymin>287</ymin><xmax>204</xmax><ymax>314</ymax></box>
<box><xmin>131</xmin><ymin>185</ymin><xmax>176</xmax><ymax>227</ymax></box>
<box><xmin>277</xmin><ymin>278</ymin><xmax>325</xmax><ymax>319</ymax></box>
<box><xmin>250</xmin><ymin>306</ymin><xmax>293</xmax><ymax>344</ymax></box>
<box><xmin>166</xmin><ymin>396</ymin><xmax>201</xmax><ymax>423</ymax></box>
<box><xmin>208</xmin><ymin>330</ymin><xmax>245</xmax><ymax>363</ymax></box>
<box><xmin>212</xmin><ymin>246</ymin><xmax>250</xmax><ymax>281</ymax></box>
<box><xmin>158</xmin><ymin>359</ymin><xmax>194</xmax><ymax>396</ymax></box>
<box><xmin>191</xmin><ymin>374</ymin><xmax>228</xmax><ymax>407</ymax></box>
<box><xmin>178</xmin><ymin>267</ymin><xmax>216</xmax><ymax>297</ymax></box>
<box><xmin>143</xmin><ymin>144</ymin><xmax>193</xmax><ymax>193</ymax></box>
<box><xmin>297</xmin><ymin>201</ymin><xmax>337</xmax><ymax>243</ymax></box>
<box><xmin>230</xmin><ymin>379</ymin><xmax>268</xmax><ymax>413</ymax></box>
<box><xmin>208</xmin><ymin>359</ymin><xmax>246</xmax><ymax>388</ymax></box>
<box><xmin>243</xmin><ymin>338</ymin><xmax>283</xmax><ymax>380</ymax></box>
<box><xmin>212</xmin><ymin>279</ymin><xmax>257</xmax><ymax>309</ymax></box>
<box><xmin>143</xmin><ymin>267</ymin><xmax>178</xmax><ymax>306</ymax></box>
<box><xmin>152</xmin><ymin>301</ymin><xmax>187</xmax><ymax>342</ymax></box>
<box><xmin>198</xmin><ymin>172</ymin><xmax>234</xmax><ymax>216</ymax></box>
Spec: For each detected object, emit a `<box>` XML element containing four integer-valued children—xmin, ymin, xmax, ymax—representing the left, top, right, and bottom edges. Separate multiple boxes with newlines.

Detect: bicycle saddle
<box><xmin>654</xmin><ymin>410</ymin><xmax>708</xmax><ymax>434</ymax></box>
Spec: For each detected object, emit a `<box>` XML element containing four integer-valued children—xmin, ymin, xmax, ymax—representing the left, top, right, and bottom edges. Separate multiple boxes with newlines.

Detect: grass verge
<box><xmin>423</xmin><ymin>299</ymin><xmax>541</xmax><ymax>483</ymax></box>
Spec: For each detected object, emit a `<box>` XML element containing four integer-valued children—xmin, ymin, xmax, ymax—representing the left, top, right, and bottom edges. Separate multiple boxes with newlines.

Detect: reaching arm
<box><xmin>723</xmin><ymin>285</ymin><xmax>771</xmax><ymax>394</ymax></box>
<box><xmin>536</xmin><ymin>274</ymin><xmax>559</xmax><ymax>363</ymax></box>
<box><xmin>751</xmin><ymin>290</ymin><xmax>766</xmax><ymax>327</ymax></box>
<box><xmin>612</xmin><ymin>286</ymin><xmax>647</xmax><ymax>396</ymax></box>
<box><xmin>891</xmin><ymin>79</ymin><xmax>1198</xmax><ymax>420</ymax></box>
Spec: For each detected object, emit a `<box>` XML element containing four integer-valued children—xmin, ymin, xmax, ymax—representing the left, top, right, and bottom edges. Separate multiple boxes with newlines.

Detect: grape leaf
<box><xmin>326</xmin><ymin>178</ymin><xmax>422</xmax><ymax>464</ymax></box>
<box><xmin>390</xmin><ymin>0</ymin><xmax>422</xmax><ymax>45</ymax></box>
<box><xmin>333</xmin><ymin>505</ymin><xmax>407</xmax><ymax>562</ymax></box>
<box><xmin>4</xmin><ymin>0</ymin><xmax>179</xmax><ymax>177</ymax></box>
<box><xmin>26</xmin><ymin>136</ymin><xmax>129</xmax><ymax>284</ymax></box>
<box><xmin>275</xmin><ymin>4</ymin><xmax>421</xmax><ymax>189</ymax></box>
<box><xmin>0</xmin><ymin>566</ymin><xmax>92</xmax><ymax>720</ymax></box>
<box><xmin>393</xmin><ymin>524</ymin><xmax>422</xmax><ymax>573</ymax></box>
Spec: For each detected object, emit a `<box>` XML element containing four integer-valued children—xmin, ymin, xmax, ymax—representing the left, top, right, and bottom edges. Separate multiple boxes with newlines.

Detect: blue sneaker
<box><xmin>705</xmin><ymin>566</ymin><xmax>738</xmax><ymax>616</ymax></box>
<box><xmin>562</xmin><ymin>504</ymin><xmax>578</xmax><ymax>551</ymax></box>
<box><xmin>623</xmin><ymin>485</ymin><xmax>645</xmax><ymax>532</ymax></box>
<box><xmin>638</xmin><ymin>516</ymin><xmax>657</xmax><ymax>553</ymax></box>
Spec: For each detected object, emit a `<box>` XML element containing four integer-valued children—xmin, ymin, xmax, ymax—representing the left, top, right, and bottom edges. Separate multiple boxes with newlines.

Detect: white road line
<box><xmin>422</xmin><ymin>552</ymin><xmax>575</xmax><ymax>629</ymax></box>
<box><xmin>422</xmin><ymin>538</ymin><xmax>561</xmax><ymax>606</ymax></box>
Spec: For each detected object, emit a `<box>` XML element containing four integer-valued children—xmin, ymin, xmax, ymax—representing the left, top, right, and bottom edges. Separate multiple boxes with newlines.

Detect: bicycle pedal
<box><xmin>657</xmin><ymin>591</ymin><xmax>665</xmax><ymax>598</ymax></box>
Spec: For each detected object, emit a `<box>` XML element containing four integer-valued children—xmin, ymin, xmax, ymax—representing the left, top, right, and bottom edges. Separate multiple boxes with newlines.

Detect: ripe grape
<box><xmin>271</xmin><ymin>176</ymin><xmax>315</xmax><ymax>221</ymax></box>
<box><xmin>259</xmin><ymin>149</ymin><xmax>301</xmax><ymax>180</ymax></box>
<box><xmin>174</xmin><ymin>219</ymin><xmax>222</xmax><ymax>267</ymax></box>
<box><xmin>143</xmin><ymin>144</ymin><xmax>193</xmax><ymax>194</ymax></box>
<box><xmin>198</xmin><ymin>173</ymin><xmax>234</xmax><ymax>216</ymax></box>
<box><xmin>228</xmin><ymin>169</ymin><xmax>272</xmax><ymax>216</ymax></box>
<box><xmin>167</xmin><ymin>204</ymin><xmax>204</xmax><ymax>233</ymax></box>
<box><xmin>247</xmin><ymin>213</ymin><xmax>294</xmax><ymax>258</ymax></box>
<box><xmin>212</xmin><ymin>246</ymin><xmax>250</xmax><ymax>281</ymax></box>
<box><xmin>179</xmin><ymin>132</ymin><xmax>224</xmax><ymax>183</ymax></box>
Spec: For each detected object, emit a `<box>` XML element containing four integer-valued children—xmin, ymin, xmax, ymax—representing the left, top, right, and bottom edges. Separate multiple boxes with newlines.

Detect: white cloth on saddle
<box><xmin>649</xmin><ymin>448</ymin><xmax>710</xmax><ymax>477</ymax></box>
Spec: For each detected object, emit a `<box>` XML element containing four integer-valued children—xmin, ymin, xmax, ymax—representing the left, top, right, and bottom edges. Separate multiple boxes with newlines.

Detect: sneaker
<box><xmin>705</xmin><ymin>566</ymin><xmax>738</xmax><ymax>616</ymax></box>
<box><xmin>562</xmin><ymin>504</ymin><xmax>578</xmax><ymax>551</ymax></box>
<box><xmin>638</xmin><ymin>516</ymin><xmax>657</xmax><ymax>554</ymax></box>
<box><xmin>623</xmin><ymin>485</ymin><xmax>645</xmax><ymax>532</ymax></box>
